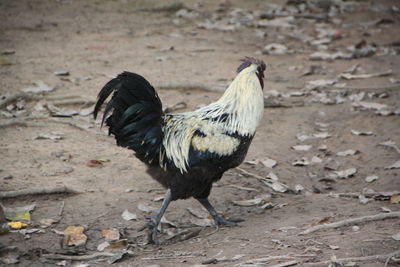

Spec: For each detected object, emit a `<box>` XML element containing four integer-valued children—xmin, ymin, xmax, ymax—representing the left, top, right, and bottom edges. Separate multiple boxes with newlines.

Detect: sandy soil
<box><xmin>0</xmin><ymin>0</ymin><xmax>399</xmax><ymax>266</ymax></box>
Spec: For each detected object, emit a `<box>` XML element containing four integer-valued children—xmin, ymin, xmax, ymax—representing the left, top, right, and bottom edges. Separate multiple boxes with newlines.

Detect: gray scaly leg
<box><xmin>196</xmin><ymin>198</ymin><xmax>243</xmax><ymax>226</ymax></box>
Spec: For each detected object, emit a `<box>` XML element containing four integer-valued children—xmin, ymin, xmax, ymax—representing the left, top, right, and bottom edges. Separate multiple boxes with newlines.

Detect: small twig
<box><xmin>259</xmin><ymin>12</ymin><xmax>328</xmax><ymax>21</ymax></box>
<box><xmin>269</xmin><ymin>260</ymin><xmax>298</xmax><ymax>267</ymax></box>
<box><xmin>236</xmin><ymin>167</ymin><xmax>274</xmax><ymax>183</ymax></box>
<box><xmin>0</xmin><ymin>185</ymin><xmax>83</xmax><ymax>199</ymax></box>
<box><xmin>42</xmin><ymin>252</ymin><xmax>116</xmax><ymax>261</ymax></box>
<box><xmin>303</xmin><ymin>250</ymin><xmax>400</xmax><ymax>266</ymax></box>
<box><xmin>299</xmin><ymin>212</ymin><xmax>400</xmax><ymax>235</ymax></box>
<box><xmin>238</xmin><ymin>254</ymin><xmax>316</xmax><ymax>265</ymax></box>
<box><xmin>52</xmin><ymin>99</ymin><xmax>95</xmax><ymax>106</ymax></box>
<box><xmin>235</xmin><ymin>167</ymin><xmax>290</xmax><ymax>192</ymax></box>
<box><xmin>331</xmin><ymin>84</ymin><xmax>400</xmax><ymax>91</ymax></box>
<box><xmin>58</xmin><ymin>201</ymin><xmax>65</xmax><ymax>217</ymax></box>
<box><xmin>328</xmin><ymin>191</ymin><xmax>400</xmax><ymax>200</ymax></box>
<box><xmin>0</xmin><ymin>119</ymin><xmax>48</xmax><ymax>128</ymax></box>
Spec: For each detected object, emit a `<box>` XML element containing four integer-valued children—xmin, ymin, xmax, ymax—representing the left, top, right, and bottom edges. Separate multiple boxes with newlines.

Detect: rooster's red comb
<box><xmin>237</xmin><ymin>57</ymin><xmax>266</xmax><ymax>73</ymax></box>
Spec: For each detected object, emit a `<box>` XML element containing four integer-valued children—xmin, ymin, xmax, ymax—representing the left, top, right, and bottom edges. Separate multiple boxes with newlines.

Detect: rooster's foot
<box><xmin>214</xmin><ymin>215</ymin><xmax>244</xmax><ymax>226</ymax></box>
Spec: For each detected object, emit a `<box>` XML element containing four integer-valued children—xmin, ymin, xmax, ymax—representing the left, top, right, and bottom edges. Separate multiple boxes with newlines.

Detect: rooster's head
<box><xmin>236</xmin><ymin>57</ymin><xmax>266</xmax><ymax>89</ymax></box>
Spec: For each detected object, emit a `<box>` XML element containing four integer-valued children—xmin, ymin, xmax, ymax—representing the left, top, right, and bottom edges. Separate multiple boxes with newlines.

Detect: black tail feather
<box><xmin>94</xmin><ymin>72</ymin><xmax>164</xmax><ymax>165</ymax></box>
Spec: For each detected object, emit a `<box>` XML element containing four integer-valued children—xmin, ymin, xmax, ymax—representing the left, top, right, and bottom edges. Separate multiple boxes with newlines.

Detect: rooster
<box><xmin>94</xmin><ymin>57</ymin><xmax>266</xmax><ymax>243</ymax></box>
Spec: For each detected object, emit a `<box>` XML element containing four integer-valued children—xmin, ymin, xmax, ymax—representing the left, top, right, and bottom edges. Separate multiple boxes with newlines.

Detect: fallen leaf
<box><xmin>189</xmin><ymin>217</ymin><xmax>214</xmax><ymax>227</ymax></box>
<box><xmin>160</xmin><ymin>216</ymin><xmax>177</xmax><ymax>228</ymax></box>
<box><xmin>40</xmin><ymin>218</ymin><xmax>59</xmax><ymax>228</ymax></box>
<box><xmin>337</xmin><ymin>149</ymin><xmax>358</xmax><ymax>156</ymax></box>
<box><xmin>359</xmin><ymin>195</ymin><xmax>370</xmax><ymax>204</ymax></box>
<box><xmin>292</xmin><ymin>158</ymin><xmax>310</xmax><ymax>166</ymax></box>
<box><xmin>97</xmin><ymin>241</ymin><xmax>110</xmax><ymax>251</ymax></box>
<box><xmin>313</xmin><ymin>132</ymin><xmax>332</xmax><ymax>139</ymax></box>
<box><xmin>121</xmin><ymin>210</ymin><xmax>137</xmax><ymax>221</ymax></box>
<box><xmin>137</xmin><ymin>203</ymin><xmax>157</xmax><ymax>213</ymax></box>
<box><xmin>34</xmin><ymin>134</ymin><xmax>63</xmax><ymax>141</ymax></box>
<box><xmin>4</xmin><ymin>204</ymin><xmax>36</xmax><ymax>221</ymax></box>
<box><xmin>306</xmin><ymin>79</ymin><xmax>336</xmax><ymax>90</ymax></box>
<box><xmin>260</xmin><ymin>158</ymin><xmax>277</xmax><ymax>168</ymax></box>
<box><xmin>340</xmin><ymin>70</ymin><xmax>392</xmax><ymax>80</ymax></box>
<box><xmin>295</xmin><ymin>184</ymin><xmax>304</xmax><ymax>192</ymax></box>
<box><xmin>153</xmin><ymin>195</ymin><xmax>165</xmax><ymax>201</ymax></box>
<box><xmin>99</xmin><ymin>239</ymin><xmax>128</xmax><ymax>251</ymax></box>
<box><xmin>7</xmin><ymin>221</ymin><xmax>27</xmax><ymax>230</ymax></box>
<box><xmin>229</xmin><ymin>184</ymin><xmax>259</xmax><ymax>192</ymax></box>
<box><xmin>63</xmin><ymin>226</ymin><xmax>87</xmax><ymax>247</ymax></box>
<box><xmin>292</xmin><ymin>145</ymin><xmax>312</xmax><ymax>151</ymax></box>
<box><xmin>267</xmin><ymin>172</ymin><xmax>279</xmax><ymax>181</ymax></box>
<box><xmin>365</xmin><ymin>175</ymin><xmax>379</xmax><ymax>183</ymax></box>
<box><xmin>379</xmin><ymin>140</ymin><xmax>400</xmax><ymax>154</ymax></box>
<box><xmin>390</xmin><ymin>195</ymin><xmax>400</xmax><ymax>204</ymax></box>
<box><xmin>381</xmin><ymin>207</ymin><xmax>392</xmax><ymax>213</ymax></box>
<box><xmin>309</xmin><ymin>51</ymin><xmax>352</xmax><ymax>61</ymax></box>
<box><xmin>262</xmin><ymin>180</ymin><xmax>288</xmax><ymax>193</ymax></box>
<box><xmin>187</xmin><ymin>207</ymin><xmax>209</xmax><ymax>219</ymax></box>
<box><xmin>352</xmin><ymin>101</ymin><xmax>389</xmax><ymax>111</ymax></box>
<box><xmin>329</xmin><ymin>245</ymin><xmax>340</xmax><ymax>250</ymax></box>
<box><xmin>233</xmin><ymin>198</ymin><xmax>263</xmax><ymax>207</ymax></box>
<box><xmin>335</xmin><ymin>168</ymin><xmax>357</xmax><ymax>178</ymax></box>
<box><xmin>351</xmin><ymin>129</ymin><xmax>373</xmax><ymax>136</ymax></box>
<box><xmin>101</xmin><ymin>229</ymin><xmax>120</xmax><ymax>242</ymax></box>
<box><xmin>391</xmin><ymin>233</ymin><xmax>400</xmax><ymax>241</ymax></box>
<box><xmin>54</xmin><ymin>70</ymin><xmax>70</xmax><ymax>76</ymax></box>
<box><xmin>385</xmin><ymin>161</ymin><xmax>400</xmax><ymax>169</ymax></box>
<box><xmin>86</xmin><ymin>160</ymin><xmax>103</xmax><ymax>167</ymax></box>
<box><xmin>263</xmin><ymin>43</ymin><xmax>288</xmax><ymax>55</ymax></box>
<box><xmin>22</xmin><ymin>81</ymin><xmax>54</xmax><ymax>94</ymax></box>
<box><xmin>311</xmin><ymin>156</ymin><xmax>323</xmax><ymax>163</ymax></box>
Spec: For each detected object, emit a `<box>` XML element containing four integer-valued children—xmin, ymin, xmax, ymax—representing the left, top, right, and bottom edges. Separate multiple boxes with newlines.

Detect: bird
<box><xmin>94</xmin><ymin>57</ymin><xmax>266</xmax><ymax>244</ymax></box>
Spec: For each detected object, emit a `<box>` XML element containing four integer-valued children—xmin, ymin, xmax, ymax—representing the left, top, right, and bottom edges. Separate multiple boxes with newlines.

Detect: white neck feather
<box><xmin>200</xmin><ymin>64</ymin><xmax>264</xmax><ymax>136</ymax></box>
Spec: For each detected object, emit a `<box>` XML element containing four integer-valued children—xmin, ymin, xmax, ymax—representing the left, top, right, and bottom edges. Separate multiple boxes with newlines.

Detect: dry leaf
<box><xmin>229</xmin><ymin>184</ymin><xmax>259</xmax><ymax>192</ymax></box>
<box><xmin>7</xmin><ymin>221</ymin><xmax>27</xmax><ymax>230</ymax></box>
<box><xmin>391</xmin><ymin>233</ymin><xmax>400</xmax><ymax>241</ymax></box>
<box><xmin>292</xmin><ymin>145</ymin><xmax>312</xmax><ymax>151</ymax></box>
<box><xmin>40</xmin><ymin>218</ymin><xmax>59</xmax><ymax>228</ymax></box>
<box><xmin>233</xmin><ymin>198</ymin><xmax>263</xmax><ymax>207</ymax></box>
<box><xmin>352</xmin><ymin>101</ymin><xmax>389</xmax><ymax>111</ymax></box>
<box><xmin>340</xmin><ymin>70</ymin><xmax>392</xmax><ymax>80</ymax></box>
<box><xmin>121</xmin><ymin>210</ymin><xmax>137</xmax><ymax>221</ymax></box>
<box><xmin>390</xmin><ymin>195</ymin><xmax>400</xmax><ymax>204</ymax></box>
<box><xmin>329</xmin><ymin>245</ymin><xmax>340</xmax><ymax>250</ymax></box>
<box><xmin>22</xmin><ymin>81</ymin><xmax>54</xmax><ymax>94</ymax></box>
<box><xmin>365</xmin><ymin>175</ymin><xmax>379</xmax><ymax>183</ymax></box>
<box><xmin>337</xmin><ymin>149</ymin><xmax>358</xmax><ymax>156</ymax></box>
<box><xmin>292</xmin><ymin>158</ymin><xmax>310</xmax><ymax>166</ymax></box>
<box><xmin>4</xmin><ymin>204</ymin><xmax>36</xmax><ymax>222</ymax></box>
<box><xmin>101</xmin><ymin>229</ymin><xmax>120</xmax><ymax>242</ymax></box>
<box><xmin>63</xmin><ymin>226</ymin><xmax>87</xmax><ymax>246</ymax></box>
<box><xmin>351</xmin><ymin>129</ymin><xmax>373</xmax><ymax>136</ymax></box>
<box><xmin>86</xmin><ymin>160</ymin><xmax>103</xmax><ymax>167</ymax></box>
<box><xmin>137</xmin><ymin>203</ymin><xmax>157</xmax><ymax>213</ymax></box>
<box><xmin>267</xmin><ymin>172</ymin><xmax>279</xmax><ymax>181</ymax></box>
<box><xmin>379</xmin><ymin>140</ymin><xmax>400</xmax><ymax>154</ymax></box>
<box><xmin>385</xmin><ymin>161</ymin><xmax>400</xmax><ymax>169</ymax></box>
<box><xmin>311</xmin><ymin>156</ymin><xmax>323</xmax><ymax>163</ymax></box>
<box><xmin>190</xmin><ymin>217</ymin><xmax>214</xmax><ymax>227</ymax></box>
<box><xmin>306</xmin><ymin>79</ymin><xmax>336</xmax><ymax>90</ymax></box>
<box><xmin>260</xmin><ymin>158</ymin><xmax>277</xmax><ymax>168</ymax></box>
<box><xmin>335</xmin><ymin>168</ymin><xmax>357</xmax><ymax>178</ymax></box>
<box><xmin>187</xmin><ymin>207</ymin><xmax>209</xmax><ymax>219</ymax></box>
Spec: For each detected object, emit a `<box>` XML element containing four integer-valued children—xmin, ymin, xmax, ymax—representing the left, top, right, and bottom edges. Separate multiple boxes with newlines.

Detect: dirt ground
<box><xmin>0</xmin><ymin>0</ymin><xmax>399</xmax><ymax>266</ymax></box>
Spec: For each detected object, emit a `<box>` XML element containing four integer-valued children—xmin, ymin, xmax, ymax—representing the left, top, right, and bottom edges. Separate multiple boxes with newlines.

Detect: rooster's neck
<box><xmin>214</xmin><ymin>64</ymin><xmax>264</xmax><ymax>136</ymax></box>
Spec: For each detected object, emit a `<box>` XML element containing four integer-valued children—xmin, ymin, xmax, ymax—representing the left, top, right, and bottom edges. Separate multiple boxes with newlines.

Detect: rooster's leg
<box><xmin>197</xmin><ymin>198</ymin><xmax>244</xmax><ymax>226</ymax></box>
<box><xmin>143</xmin><ymin>189</ymin><xmax>172</xmax><ymax>244</ymax></box>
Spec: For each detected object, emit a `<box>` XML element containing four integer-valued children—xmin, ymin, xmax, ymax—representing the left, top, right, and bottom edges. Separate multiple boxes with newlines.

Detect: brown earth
<box><xmin>0</xmin><ymin>0</ymin><xmax>399</xmax><ymax>266</ymax></box>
